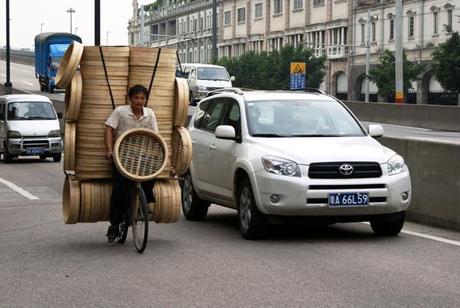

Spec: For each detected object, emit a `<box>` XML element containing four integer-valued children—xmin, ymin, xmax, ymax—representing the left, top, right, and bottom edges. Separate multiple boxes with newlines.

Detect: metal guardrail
<box><xmin>0</xmin><ymin>48</ymin><xmax>35</xmax><ymax>65</ymax></box>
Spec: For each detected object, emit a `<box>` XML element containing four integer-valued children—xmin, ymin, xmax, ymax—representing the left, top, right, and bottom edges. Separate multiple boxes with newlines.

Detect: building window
<box><xmin>199</xmin><ymin>16</ymin><xmax>204</xmax><ymax>30</ymax></box>
<box><xmin>255</xmin><ymin>2</ymin><xmax>263</xmax><ymax>19</ymax></box>
<box><xmin>360</xmin><ymin>23</ymin><xmax>365</xmax><ymax>44</ymax></box>
<box><xmin>273</xmin><ymin>0</ymin><xmax>282</xmax><ymax>15</ymax></box>
<box><xmin>371</xmin><ymin>22</ymin><xmax>376</xmax><ymax>42</ymax></box>
<box><xmin>313</xmin><ymin>0</ymin><xmax>325</xmax><ymax>5</ymax></box>
<box><xmin>293</xmin><ymin>0</ymin><xmax>303</xmax><ymax>10</ymax></box>
<box><xmin>408</xmin><ymin>15</ymin><xmax>415</xmax><ymax>38</ymax></box>
<box><xmin>433</xmin><ymin>11</ymin><xmax>439</xmax><ymax>34</ymax></box>
<box><xmin>224</xmin><ymin>11</ymin><xmax>231</xmax><ymax>25</ymax></box>
<box><xmin>447</xmin><ymin>9</ymin><xmax>453</xmax><ymax>30</ymax></box>
<box><xmin>389</xmin><ymin>18</ymin><xmax>394</xmax><ymax>40</ymax></box>
<box><xmin>237</xmin><ymin>7</ymin><xmax>246</xmax><ymax>23</ymax></box>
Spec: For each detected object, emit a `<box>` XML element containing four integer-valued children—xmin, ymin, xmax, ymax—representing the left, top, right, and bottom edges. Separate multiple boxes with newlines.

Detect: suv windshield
<box><xmin>7</xmin><ymin>102</ymin><xmax>56</xmax><ymax>120</ymax></box>
<box><xmin>246</xmin><ymin>99</ymin><xmax>365</xmax><ymax>137</ymax></box>
<box><xmin>197</xmin><ymin>67</ymin><xmax>230</xmax><ymax>81</ymax></box>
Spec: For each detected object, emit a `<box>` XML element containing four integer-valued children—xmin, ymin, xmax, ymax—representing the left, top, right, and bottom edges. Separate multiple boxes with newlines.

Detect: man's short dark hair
<box><xmin>128</xmin><ymin>84</ymin><xmax>148</xmax><ymax>98</ymax></box>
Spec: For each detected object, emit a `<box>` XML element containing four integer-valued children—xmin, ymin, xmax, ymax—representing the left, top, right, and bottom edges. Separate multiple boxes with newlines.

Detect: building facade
<box><xmin>129</xmin><ymin>0</ymin><xmax>459</xmax><ymax>103</ymax></box>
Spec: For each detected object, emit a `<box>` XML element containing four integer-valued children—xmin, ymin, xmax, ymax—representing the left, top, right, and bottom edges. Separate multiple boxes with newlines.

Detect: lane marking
<box><xmin>361</xmin><ymin>222</ymin><xmax>460</xmax><ymax>247</ymax></box>
<box><xmin>0</xmin><ymin>177</ymin><xmax>40</xmax><ymax>200</ymax></box>
<box><xmin>22</xmin><ymin>81</ymin><xmax>34</xmax><ymax>86</ymax></box>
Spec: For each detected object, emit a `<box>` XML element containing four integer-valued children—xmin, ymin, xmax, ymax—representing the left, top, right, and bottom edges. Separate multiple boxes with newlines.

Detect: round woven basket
<box><xmin>62</xmin><ymin>176</ymin><xmax>80</xmax><ymax>224</ymax></box>
<box><xmin>65</xmin><ymin>72</ymin><xmax>82</xmax><ymax>122</ymax></box>
<box><xmin>152</xmin><ymin>180</ymin><xmax>181</xmax><ymax>223</ymax></box>
<box><xmin>171</xmin><ymin>127</ymin><xmax>192</xmax><ymax>176</ymax></box>
<box><xmin>56</xmin><ymin>41</ymin><xmax>84</xmax><ymax>89</ymax></box>
<box><xmin>174</xmin><ymin>78</ymin><xmax>189</xmax><ymax>126</ymax></box>
<box><xmin>79</xmin><ymin>181</ymin><xmax>111</xmax><ymax>222</ymax></box>
<box><xmin>113</xmin><ymin>128</ymin><xmax>168</xmax><ymax>182</ymax></box>
<box><xmin>64</xmin><ymin>122</ymin><xmax>76</xmax><ymax>172</ymax></box>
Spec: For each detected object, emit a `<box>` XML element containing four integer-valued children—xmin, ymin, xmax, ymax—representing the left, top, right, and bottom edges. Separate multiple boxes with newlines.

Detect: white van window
<box><xmin>7</xmin><ymin>102</ymin><xmax>56</xmax><ymax>120</ymax></box>
<box><xmin>197</xmin><ymin>67</ymin><xmax>230</xmax><ymax>81</ymax></box>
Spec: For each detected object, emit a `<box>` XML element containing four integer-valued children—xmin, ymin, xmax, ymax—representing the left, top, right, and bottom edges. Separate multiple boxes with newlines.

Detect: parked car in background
<box><xmin>182</xmin><ymin>89</ymin><xmax>411</xmax><ymax>239</ymax></box>
<box><xmin>178</xmin><ymin>63</ymin><xmax>234</xmax><ymax>105</ymax></box>
<box><xmin>0</xmin><ymin>94</ymin><xmax>63</xmax><ymax>162</ymax></box>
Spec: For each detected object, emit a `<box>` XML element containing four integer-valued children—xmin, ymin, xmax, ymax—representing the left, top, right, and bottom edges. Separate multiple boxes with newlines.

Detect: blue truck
<box><xmin>34</xmin><ymin>32</ymin><xmax>82</xmax><ymax>93</ymax></box>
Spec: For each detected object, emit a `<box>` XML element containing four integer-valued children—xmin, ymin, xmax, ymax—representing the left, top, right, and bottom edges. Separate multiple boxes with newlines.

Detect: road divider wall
<box><xmin>0</xmin><ymin>48</ymin><xmax>34</xmax><ymax>66</ymax></box>
<box><xmin>380</xmin><ymin>136</ymin><xmax>460</xmax><ymax>231</ymax></box>
<box><xmin>344</xmin><ymin>101</ymin><xmax>460</xmax><ymax>132</ymax></box>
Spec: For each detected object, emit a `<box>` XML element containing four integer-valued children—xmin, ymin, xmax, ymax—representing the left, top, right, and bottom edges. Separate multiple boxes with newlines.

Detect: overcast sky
<box><xmin>0</xmin><ymin>0</ymin><xmax>152</xmax><ymax>49</ymax></box>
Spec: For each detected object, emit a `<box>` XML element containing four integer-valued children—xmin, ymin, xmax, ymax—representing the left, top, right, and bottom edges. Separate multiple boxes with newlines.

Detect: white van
<box><xmin>0</xmin><ymin>94</ymin><xmax>63</xmax><ymax>162</ymax></box>
<box><xmin>180</xmin><ymin>63</ymin><xmax>234</xmax><ymax>104</ymax></box>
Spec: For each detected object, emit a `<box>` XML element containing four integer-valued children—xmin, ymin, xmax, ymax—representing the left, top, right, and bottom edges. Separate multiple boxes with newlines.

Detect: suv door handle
<box><xmin>209</xmin><ymin>144</ymin><xmax>216</xmax><ymax>151</ymax></box>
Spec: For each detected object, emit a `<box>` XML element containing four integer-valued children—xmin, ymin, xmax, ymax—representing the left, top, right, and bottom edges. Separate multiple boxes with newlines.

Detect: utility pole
<box><xmin>140</xmin><ymin>5</ymin><xmax>145</xmax><ymax>46</ymax></box>
<box><xmin>95</xmin><ymin>0</ymin><xmax>101</xmax><ymax>45</ymax></box>
<box><xmin>365</xmin><ymin>10</ymin><xmax>371</xmax><ymax>103</ymax></box>
<box><xmin>211</xmin><ymin>0</ymin><xmax>218</xmax><ymax>62</ymax></box>
<box><xmin>66</xmin><ymin>8</ymin><xmax>76</xmax><ymax>34</ymax></box>
<box><xmin>4</xmin><ymin>0</ymin><xmax>12</xmax><ymax>92</ymax></box>
<box><xmin>40</xmin><ymin>22</ymin><xmax>45</xmax><ymax>34</ymax></box>
<box><xmin>395</xmin><ymin>0</ymin><xmax>404</xmax><ymax>104</ymax></box>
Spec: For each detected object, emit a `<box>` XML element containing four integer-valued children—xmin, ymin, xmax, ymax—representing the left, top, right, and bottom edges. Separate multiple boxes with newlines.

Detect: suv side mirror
<box><xmin>368</xmin><ymin>124</ymin><xmax>384</xmax><ymax>138</ymax></box>
<box><xmin>57</xmin><ymin>112</ymin><xmax>63</xmax><ymax>119</ymax></box>
<box><xmin>215</xmin><ymin>125</ymin><xmax>236</xmax><ymax>140</ymax></box>
<box><xmin>230</xmin><ymin>76</ymin><xmax>235</xmax><ymax>81</ymax></box>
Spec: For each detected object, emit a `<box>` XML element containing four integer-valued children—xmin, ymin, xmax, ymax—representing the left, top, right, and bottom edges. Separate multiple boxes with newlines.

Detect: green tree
<box><xmin>432</xmin><ymin>31</ymin><xmax>460</xmax><ymax>93</ymax></box>
<box><xmin>216</xmin><ymin>45</ymin><xmax>325</xmax><ymax>90</ymax></box>
<box><xmin>368</xmin><ymin>49</ymin><xmax>424</xmax><ymax>99</ymax></box>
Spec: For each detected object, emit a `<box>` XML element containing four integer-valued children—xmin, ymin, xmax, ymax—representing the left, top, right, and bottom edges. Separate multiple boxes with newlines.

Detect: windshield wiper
<box><xmin>251</xmin><ymin>133</ymin><xmax>289</xmax><ymax>137</ymax></box>
<box><xmin>27</xmin><ymin>116</ymin><xmax>55</xmax><ymax>120</ymax></box>
<box><xmin>288</xmin><ymin>134</ymin><xmax>352</xmax><ymax>137</ymax></box>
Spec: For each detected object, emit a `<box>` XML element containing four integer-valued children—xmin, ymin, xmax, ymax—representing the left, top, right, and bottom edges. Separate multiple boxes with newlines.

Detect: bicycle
<box><xmin>113</xmin><ymin>128</ymin><xmax>169</xmax><ymax>254</ymax></box>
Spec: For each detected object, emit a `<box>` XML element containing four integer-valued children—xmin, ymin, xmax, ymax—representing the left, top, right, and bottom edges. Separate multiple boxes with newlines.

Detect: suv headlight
<box><xmin>198</xmin><ymin>85</ymin><xmax>207</xmax><ymax>91</ymax></box>
<box><xmin>48</xmin><ymin>130</ymin><xmax>61</xmax><ymax>137</ymax></box>
<box><xmin>387</xmin><ymin>155</ymin><xmax>407</xmax><ymax>176</ymax></box>
<box><xmin>7</xmin><ymin>130</ymin><xmax>22</xmax><ymax>139</ymax></box>
<box><xmin>262</xmin><ymin>156</ymin><xmax>300</xmax><ymax>177</ymax></box>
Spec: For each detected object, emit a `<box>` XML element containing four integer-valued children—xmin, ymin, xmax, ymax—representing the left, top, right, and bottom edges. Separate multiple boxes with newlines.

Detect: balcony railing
<box><xmin>147</xmin><ymin>0</ymin><xmax>213</xmax><ymax>22</ymax></box>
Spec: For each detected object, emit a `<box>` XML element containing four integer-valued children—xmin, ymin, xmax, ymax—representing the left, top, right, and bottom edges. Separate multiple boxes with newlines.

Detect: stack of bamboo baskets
<box><xmin>60</xmin><ymin>42</ymin><xmax>192</xmax><ymax>225</ymax></box>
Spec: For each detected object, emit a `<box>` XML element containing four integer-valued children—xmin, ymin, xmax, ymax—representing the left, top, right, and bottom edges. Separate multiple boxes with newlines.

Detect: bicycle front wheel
<box><xmin>132</xmin><ymin>185</ymin><xmax>149</xmax><ymax>253</ymax></box>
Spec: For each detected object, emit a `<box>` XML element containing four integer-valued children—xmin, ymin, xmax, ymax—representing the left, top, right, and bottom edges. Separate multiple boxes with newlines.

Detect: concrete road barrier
<box><xmin>344</xmin><ymin>101</ymin><xmax>460</xmax><ymax>132</ymax></box>
<box><xmin>380</xmin><ymin>136</ymin><xmax>460</xmax><ymax>231</ymax></box>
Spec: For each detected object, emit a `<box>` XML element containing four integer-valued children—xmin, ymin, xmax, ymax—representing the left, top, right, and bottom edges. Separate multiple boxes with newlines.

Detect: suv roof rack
<box><xmin>205</xmin><ymin>87</ymin><xmax>244</xmax><ymax>97</ymax></box>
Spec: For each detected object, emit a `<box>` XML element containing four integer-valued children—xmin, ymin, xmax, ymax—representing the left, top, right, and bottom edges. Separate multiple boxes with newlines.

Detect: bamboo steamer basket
<box><xmin>62</xmin><ymin>176</ymin><xmax>80</xmax><ymax>224</ymax></box>
<box><xmin>171</xmin><ymin>127</ymin><xmax>193</xmax><ymax>176</ymax></box>
<box><xmin>129</xmin><ymin>47</ymin><xmax>176</xmax><ymax>67</ymax></box>
<box><xmin>65</xmin><ymin>72</ymin><xmax>82</xmax><ymax>122</ymax></box>
<box><xmin>152</xmin><ymin>180</ymin><xmax>181</xmax><ymax>223</ymax></box>
<box><xmin>79</xmin><ymin>181</ymin><xmax>111</xmax><ymax>222</ymax></box>
<box><xmin>113</xmin><ymin>128</ymin><xmax>168</xmax><ymax>182</ymax></box>
<box><xmin>64</xmin><ymin>122</ymin><xmax>76</xmax><ymax>171</ymax></box>
<box><xmin>56</xmin><ymin>41</ymin><xmax>84</xmax><ymax>88</ymax></box>
<box><xmin>174</xmin><ymin>78</ymin><xmax>189</xmax><ymax>126</ymax></box>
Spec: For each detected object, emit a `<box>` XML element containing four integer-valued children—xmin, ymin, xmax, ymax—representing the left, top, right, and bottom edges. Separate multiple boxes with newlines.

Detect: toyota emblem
<box><xmin>339</xmin><ymin>164</ymin><xmax>354</xmax><ymax>176</ymax></box>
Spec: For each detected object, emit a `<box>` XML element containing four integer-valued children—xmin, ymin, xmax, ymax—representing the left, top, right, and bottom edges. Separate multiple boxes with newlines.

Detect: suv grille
<box><xmin>308</xmin><ymin>162</ymin><xmax>382</xmax><ymax>179</ymax></box>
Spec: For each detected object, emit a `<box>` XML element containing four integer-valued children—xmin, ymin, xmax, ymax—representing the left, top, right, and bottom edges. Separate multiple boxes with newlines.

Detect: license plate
<box><xmin>328</xmin><ymin>192</ymin><xmax>369</xmax><ymax>207</ymax></box>
<box><xmin>26</xmin><ymin>147</ymin><xmax>45</xmax><ymax>155</ymax></box>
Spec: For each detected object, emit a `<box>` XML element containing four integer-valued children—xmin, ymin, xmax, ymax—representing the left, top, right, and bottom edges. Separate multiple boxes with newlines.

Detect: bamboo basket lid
<box><xmin>113</xmin><ymin>128</ymin><xmax>168</xmax><ymax>182</ymax></box>
<box><xmin>62</xmin><ymin>176</ymin><xmax>80</xmax><ymax>224</ymax></box>
<box><xmin>56</xmin><ymin>41</ymin><xmax>84</xmax><ymax>88</ymax></box>
<box><xmin>174</xmin><ymin>78</ymin><xmax>189</xmax><ymax>126</ymax></box>
<box><xmin>65</xmin><ymin>72</ymin><xmax>82</xmax><ymax>122</ymax></box>
<box><xmin>171</xmin><ymin>127</ymin><xmax>192</xmax><ymax>176</ymax></box>
<box><xmin>64</xmin><ymin>122</ymin><xmax>76</xmax><ymax>171</ymax></box>
<box><xmin>152</xmin><ymin>180</ymin><xmax>181</xmax><ymax>223</ymax></box>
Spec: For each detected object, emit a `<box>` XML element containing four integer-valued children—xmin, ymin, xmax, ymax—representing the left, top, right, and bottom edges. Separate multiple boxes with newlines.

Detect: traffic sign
<box><xmin>290</xmin><ymin>62</ymin><xmax>306</xmax><ymax>74</ymax></box>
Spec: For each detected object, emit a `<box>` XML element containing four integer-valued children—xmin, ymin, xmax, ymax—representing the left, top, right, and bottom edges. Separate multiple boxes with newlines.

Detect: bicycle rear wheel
<box><xmin>131</xmin><ymin>184</ymin><xmax>149</xmax><ymax>253</ymax></box>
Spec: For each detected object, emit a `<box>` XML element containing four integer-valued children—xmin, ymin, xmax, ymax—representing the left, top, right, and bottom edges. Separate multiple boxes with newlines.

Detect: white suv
<box><xmin>182</xmin><ymin>89</ymin><xmax>411</xmax><ymax>239</ymax></box>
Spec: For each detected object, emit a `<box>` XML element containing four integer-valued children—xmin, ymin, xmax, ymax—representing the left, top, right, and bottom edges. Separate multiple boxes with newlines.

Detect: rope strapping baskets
<box><xmin>114</xmin><ymin>128</ymin><xmax>168</xmax><ymax>182</ymax></box>
<box><xmin>56</xmin><ymin>41</ymin><xmax>84</xmax><ymax>89</ymax></box>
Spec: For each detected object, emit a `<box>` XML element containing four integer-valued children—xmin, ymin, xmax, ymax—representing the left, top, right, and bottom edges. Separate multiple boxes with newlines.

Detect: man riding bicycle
<box><xmin>104</xmin><ymin>84</ymin><xmax>158</xmax><ymax>242</ymax></box>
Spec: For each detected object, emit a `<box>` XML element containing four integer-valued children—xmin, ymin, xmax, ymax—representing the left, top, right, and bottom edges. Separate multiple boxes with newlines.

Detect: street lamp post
<box><xmin>66</xmin><ymin>8</ymin><xmax>76</xmax><ymax>34</ymax></box>
<box><xmin>4</xmin><ymin>0</ymin><xmax>12</xmax><ymax>92</ymax></box>
<box><xmin>40</xmin><ymin>22</ymin><xmax>45</xmax><ymax>34</ymax></box>
<box><xmin>106</xmin><ymin>31</ymin><xmax>110</xmax><ymax>45</ymax></box>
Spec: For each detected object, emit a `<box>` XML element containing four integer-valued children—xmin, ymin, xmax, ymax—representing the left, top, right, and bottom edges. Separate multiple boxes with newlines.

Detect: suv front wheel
<box><xmin>181</xmin><ymin>172</ymin><xmax>209</xmax><ymax>221</ymax></box>
<box><xmin>370</xmin><ymin>212</ymin><xmax>405</xmax><ymax>236</ymax></box>
<box><xmin>237</xmin><ymin>177</ymin><xmax>267</xmax><ymax>239</ymax></box>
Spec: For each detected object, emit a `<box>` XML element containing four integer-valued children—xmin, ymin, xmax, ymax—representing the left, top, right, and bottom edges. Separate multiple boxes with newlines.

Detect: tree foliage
<box><xmin>367</xmin><ymin>50</ymin><xmax>424</xmax><ymax>98</ymax></box>
<box><xmin>216</xmin><ymin>45</ymin><xmax>326</xmax><ymax>90</ymax></box>
<box><xmin>432</xmin><ymin>31</ymin><xmax>460</xmax><ymax>93</ymax></box>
